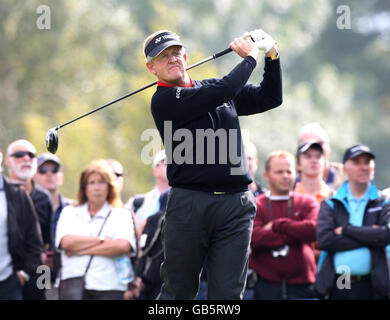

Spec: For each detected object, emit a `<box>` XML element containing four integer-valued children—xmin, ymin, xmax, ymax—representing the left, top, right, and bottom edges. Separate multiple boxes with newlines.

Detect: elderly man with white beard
<box><xmin>5</xmin><ymin>139</ymin><xmax>52</xmax><ymax>300</ymax></box>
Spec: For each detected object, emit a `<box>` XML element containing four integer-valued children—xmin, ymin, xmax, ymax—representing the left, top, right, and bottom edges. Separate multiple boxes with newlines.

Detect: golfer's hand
<box><xmin>243</xmin><ymin>29</ymin><xmax>276</xmax><ymax>54</ymax></box>
<box><xmin>229</xmin><ymin>36</ymin><xmax>259</xmax><ymax>60</ymax></box>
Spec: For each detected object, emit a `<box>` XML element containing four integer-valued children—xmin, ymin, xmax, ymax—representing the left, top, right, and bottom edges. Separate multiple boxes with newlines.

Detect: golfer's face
<box><xmin>148</xmin><ymin>46</ymin><xmax>186</xmax><ymax>84</ymax></box>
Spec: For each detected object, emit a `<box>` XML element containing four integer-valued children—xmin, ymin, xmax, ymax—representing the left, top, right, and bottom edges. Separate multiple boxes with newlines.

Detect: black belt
<box><xmin>349</xmin><ymin>274</ymin><xmax>371</xmax><ymax>283</ymax></box>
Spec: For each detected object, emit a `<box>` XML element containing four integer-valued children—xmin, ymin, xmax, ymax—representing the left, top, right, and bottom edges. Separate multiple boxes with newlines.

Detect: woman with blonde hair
<box><xmin>56</xmin><ymin>159</ymin><xmax>136</xmax><ymax>300</ymax></box>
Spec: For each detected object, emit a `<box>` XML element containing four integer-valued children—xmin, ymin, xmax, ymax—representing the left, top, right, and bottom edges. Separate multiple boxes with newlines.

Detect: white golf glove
<box><xmin>244</xmin><ymin>29</ymin><xmax>276</xmax><ymax>53</ymax></box>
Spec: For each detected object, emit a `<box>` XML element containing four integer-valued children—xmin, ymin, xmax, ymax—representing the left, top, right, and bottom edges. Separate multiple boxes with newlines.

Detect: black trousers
<box><xmin>22</xmin><ymin>272</ymin><xmax>45</xmax><ymax>300</ymax></box>
<box><xmin>83</xmin><ymin>289</ymin><xmax>124</xmax><ymax>300</ymax></box>
<box><xmin>330</xmin><ymin>276</ymin><xmax>374</xmax><ymax>300</ymax></box>
<box><xmin>157</xmin><ymin>188</ymin><xmax>256</xmax><ymax>300</ymax></box>
<box><xmin>254</xmin><ymin>276</ymin><xmax>316</xmax><ymax>300</ymax></box>
<box><xmin>0</xmin><ymin>273</ymin><xmax>22</xmax><ymax>300</ymax></box>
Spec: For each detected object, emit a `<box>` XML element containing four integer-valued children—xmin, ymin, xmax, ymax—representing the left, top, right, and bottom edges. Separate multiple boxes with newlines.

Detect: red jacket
<box><xmin>249</xmin><ymin>192</ymin><xmax>319</xmax><ymax>284</ymax></box>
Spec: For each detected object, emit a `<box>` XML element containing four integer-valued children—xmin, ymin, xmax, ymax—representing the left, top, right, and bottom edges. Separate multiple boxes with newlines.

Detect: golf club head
<box><xmin>45</xmin><ymin>127</ymin><xmax>59</xmax><ymax>154</ymax></box>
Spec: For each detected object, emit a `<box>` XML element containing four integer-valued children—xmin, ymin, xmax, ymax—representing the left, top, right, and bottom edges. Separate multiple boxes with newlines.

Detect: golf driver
<box><xmin>45</xmin><ymin>47</ymin><xmax>233</xmax><ymax>154</ymax></box>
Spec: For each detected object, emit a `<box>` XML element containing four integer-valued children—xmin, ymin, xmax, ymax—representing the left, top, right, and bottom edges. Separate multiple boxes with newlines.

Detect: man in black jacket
<box><xmin>316</xmin><ymin>144</ymin><xmax>390</xmax><ymax>299</ymax></box>
<box><xmin>0</xmin><ymin>147</ymin><xmax>43</xmax><ymax>300</ymax></box>
<box><xmin>5</xmin><ymin>139</ymin><xmax>52</xmax><ymax>299</ymax></box>
<box><xmin>144</xmin><ymin>29</ymin><xmax>282</xmax><ymax>299</ymax></box>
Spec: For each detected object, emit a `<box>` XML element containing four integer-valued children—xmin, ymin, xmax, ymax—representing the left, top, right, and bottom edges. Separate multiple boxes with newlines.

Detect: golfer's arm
<box><xmin>60</xmin><ymin>235</ymin><xmax>100</xmax><ymax>252</ymax></box>
<box><xmin>235</xmin><ymin>58</ymin><xmax>282</xmax><ymax>116</ymax></box>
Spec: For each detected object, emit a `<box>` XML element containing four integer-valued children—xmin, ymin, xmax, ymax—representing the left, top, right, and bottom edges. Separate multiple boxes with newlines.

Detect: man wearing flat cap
<box><xmin>315</xmin><ymin>144</ymin><xmax>390</xmax><ymax>299</ymax></box>
<box><xmin>143</xmin><ymin>28</ymin><xmax>282</xmax><ymax>300</ymax></box>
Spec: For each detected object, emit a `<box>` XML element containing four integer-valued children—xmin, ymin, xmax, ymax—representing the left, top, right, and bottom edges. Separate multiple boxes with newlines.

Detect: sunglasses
<box><xmin>38</xmin><ymin>166</ymin><xmax>59</xmax><ymax>174</ymax></box>
<box><xmin>10</xmin><ymin>151</ymin><xmax>36</xmax><ymax>159</ymax></box>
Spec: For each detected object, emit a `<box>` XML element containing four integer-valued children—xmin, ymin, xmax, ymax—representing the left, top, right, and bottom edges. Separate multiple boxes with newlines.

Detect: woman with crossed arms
<box><xmin>56</xmin><ymin>159</ymin><xmax>136</xmax><ymax>300</ymax></box>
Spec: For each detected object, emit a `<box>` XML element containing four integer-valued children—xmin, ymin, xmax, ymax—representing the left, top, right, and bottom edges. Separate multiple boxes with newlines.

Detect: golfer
<box><xmin>144</xmin><ymin>29</ymin><xmax>282</xmax><ymax>299</ymax></box>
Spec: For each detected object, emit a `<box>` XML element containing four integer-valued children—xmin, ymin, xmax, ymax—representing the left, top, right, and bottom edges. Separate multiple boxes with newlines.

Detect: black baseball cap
<box><xmin>343</xmin><ymin>144</ymin><xmax>375</xmax><ymax>164</ymax></box>
<box><xmin>144</xmin><ymin>31</ymin><xmax>184</xmax><ymax>59</ymax></box>
<box><xmin>297</xmin><ymin>140</ymin><xmax>324</xmax><ymax>156</ymax></box>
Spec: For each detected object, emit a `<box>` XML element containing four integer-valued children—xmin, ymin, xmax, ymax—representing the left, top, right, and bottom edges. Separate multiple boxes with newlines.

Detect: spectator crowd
<box><xmin>1</xmin><ymin>122</ymin><xmax>390</xmax><ymax>300</ymax></box>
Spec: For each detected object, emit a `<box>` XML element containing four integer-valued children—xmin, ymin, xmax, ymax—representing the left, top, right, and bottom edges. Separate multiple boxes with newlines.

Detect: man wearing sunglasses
<box><xmin>5</xmin><ymin>139</ymin><xmax>53</xmax><ymax>300</ymax></box>
<box><xmin>0</xmin><ymin>147</ymin><xmax>43</xmax><ymax>300</ymax></box>
<box><xmin>34</xmin><ymin>152</ymin><xmax>73</xmax><ymax>299</ymax></box>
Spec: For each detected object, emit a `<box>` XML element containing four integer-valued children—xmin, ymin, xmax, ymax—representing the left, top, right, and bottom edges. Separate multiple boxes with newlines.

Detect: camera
<box><xmin>271</xmin><ymin>245</ymin><xmax>290</xmax><ymax>258</ymax></box>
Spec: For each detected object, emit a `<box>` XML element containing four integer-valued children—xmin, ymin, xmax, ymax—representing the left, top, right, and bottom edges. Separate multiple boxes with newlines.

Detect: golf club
<box><xmin>45</xmin><ymin>47</ymin><xmax>233</xmax><ymax>154</ymax></box>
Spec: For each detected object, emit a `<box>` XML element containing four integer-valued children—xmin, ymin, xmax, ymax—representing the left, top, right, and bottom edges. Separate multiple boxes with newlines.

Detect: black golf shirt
<box><xmin>151</xmin><ymin>56</ymin><xmax>282</xmax><ymax>193</ymax></box>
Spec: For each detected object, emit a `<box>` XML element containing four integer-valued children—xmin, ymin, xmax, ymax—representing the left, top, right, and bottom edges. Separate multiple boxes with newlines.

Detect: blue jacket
<box><xmin>315</xmin><ymin>181</ymin><xmax>390</xmax><ymax>299</ymax></box>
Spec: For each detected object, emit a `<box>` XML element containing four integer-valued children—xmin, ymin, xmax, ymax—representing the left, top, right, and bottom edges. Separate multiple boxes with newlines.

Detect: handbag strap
<box><xmin>129</xmin><ymin>210</ymin><xmax>141</xmax><ymax>260</ymax></box>
<box><xmin>84</xmin><ymin>209</ymin><xmax>112</xmax><ymax>275</ymax></box>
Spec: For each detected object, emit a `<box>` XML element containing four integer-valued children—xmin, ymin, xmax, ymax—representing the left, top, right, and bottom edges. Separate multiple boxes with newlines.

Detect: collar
<box><xmin>0</xmin><ymin>175</ymin><xmax>4</xmax><ymax>190</ymax></box>
<box><xmin>265</xmin><ymin>190</ymin><xmax>292</xmax><ymax>201</ymax></box>
<box><xmin>334</xmin><ymin>181</ymin><xmax>379</xmax><ymax>201</ymax></box>
<box><xmin>82</xmin><ymin>201</ymin><xmax>112</xmax><ymax>218</ymax></box>
<box><xmin>346</xmin><ymin>183</ymin><xmax>370</xmax><ymax>202</ymax></box>
<box><xmin>318</xmin><ymin>180</ymin><xmax>333</xmax><ymax>198</ymax></box>
<box><xmin>157</xmin><ymin>78</ymin><xmax>194</xmax><ymax>88</ymax></box>
<box><xmin>295</xmin><ymin>181</ymin><xmax>332</xmax><ymax>198</ymax></box>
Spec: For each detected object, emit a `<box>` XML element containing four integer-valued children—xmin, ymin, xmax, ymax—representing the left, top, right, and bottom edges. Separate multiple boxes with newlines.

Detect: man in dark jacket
<box><xmin>123</xmin><ymin>190</ymin><xmax>169</xmax><ymax>300</ymax></box>
<box><xmin>0</xmin><ymin>147</ymin><xmax>43</xmax><ymax>300</ymax></box>
<box><xmin>34</xmin><ymin>152</ymin><xmax>73</xmax><ymax>299</ymax></box>
<box><xmin>144</xmin><ymin>29</ymin><xmax>282</xmax><ymax>299</ymax></box>
<box><xmin>316</xmin><ymin>144</ymin><xmax>390</xmax><ymax>300</ymax></box>
<box><xmin>5</xmin><ymin>139</ymin><xmax>52</xmax><ymax>299</ymax></box>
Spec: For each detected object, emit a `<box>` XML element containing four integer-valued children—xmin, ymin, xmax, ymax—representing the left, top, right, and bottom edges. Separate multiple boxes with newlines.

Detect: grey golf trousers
<box><xmin>157</xmin><ymin>187</ymin><xmax>256</xmax><ymax>300</ymax></box>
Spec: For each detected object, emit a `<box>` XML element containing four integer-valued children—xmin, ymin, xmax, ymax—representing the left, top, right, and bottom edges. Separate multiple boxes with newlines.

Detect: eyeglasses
<box><xmin>38</xmin><ymin>166</ymin><xmax>59</xmax><ymax>174</ymax></box>
<box><xmin>10</xmin><ymin>151</ymin><xmax>36</xmax><ymax>159</ymax></box>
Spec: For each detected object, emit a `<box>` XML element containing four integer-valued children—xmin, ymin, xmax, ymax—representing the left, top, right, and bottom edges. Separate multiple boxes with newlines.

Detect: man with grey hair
<box><xmin>0</xmin><ymin>147</ymin><xmax>43</xmax><ymax>300</ymax></box>
<box><xmin>316</xmin><ymin>144</ymin><xmax>390</xmax><ymax>299</ymax></box>
<box><xmin>298</xmin><ymin>122</ymin><xmax>346</xmax><ymax>191</ymax></box>
<box><xmin>5</xmin><ymin>139</ymin><xmax>52</xmax><ymax>300</ymax></box>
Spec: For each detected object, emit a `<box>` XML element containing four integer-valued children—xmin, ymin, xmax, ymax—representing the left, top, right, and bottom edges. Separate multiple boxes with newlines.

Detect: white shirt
<box><xmin>0</xmin><ymin>176</ymin><xmax>13</xmax><ymax>281</ymax></box>
<box><xmin>125</xmin><ymin>187</ymin><xmax>161</xmax><ymax>228</ymax></box>
<box><xmin>55</xmin><ymin>202</ymin><xmax>136</xmax><ymax>291</ymax></box>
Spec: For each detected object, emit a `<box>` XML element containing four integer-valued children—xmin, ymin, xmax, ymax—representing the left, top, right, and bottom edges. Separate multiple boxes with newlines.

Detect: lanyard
<box><xmin>267</xmin><ymin>197</ymin><xmax>292</xmax><ymax>221</ymax></box>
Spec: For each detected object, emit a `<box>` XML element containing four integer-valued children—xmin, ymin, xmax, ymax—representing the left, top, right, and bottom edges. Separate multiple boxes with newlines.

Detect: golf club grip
<box><xmin>213</xmin><ymin>47</ymin><xmax>233</xmax><ymax>59</ymax></box>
